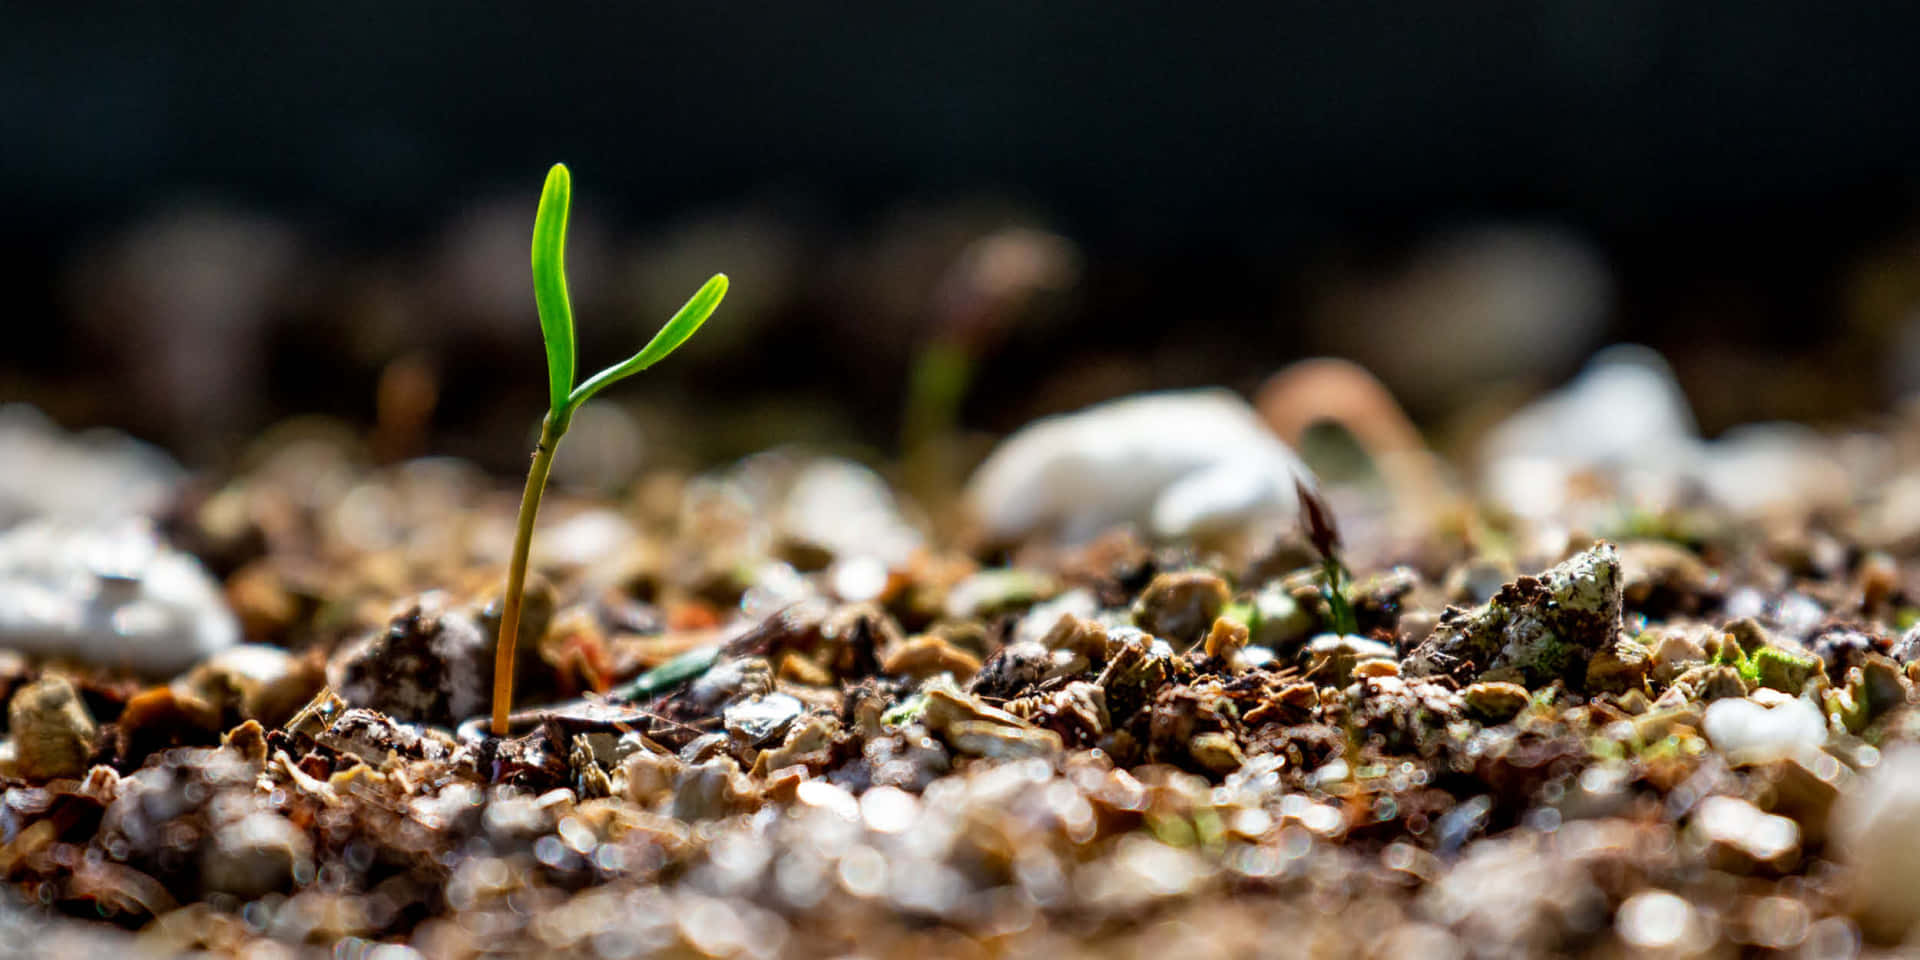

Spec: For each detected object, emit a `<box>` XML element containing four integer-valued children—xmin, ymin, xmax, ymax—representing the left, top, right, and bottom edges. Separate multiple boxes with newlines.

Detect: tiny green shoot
<box><xmin>492</xmin><ymin>163</ymin><xmax>728</xmax><ymax>735</ymax></box>
<box><xmin>900</xmin><ymin>340</ymin><xmax>973</xmax><ymax>505</ymax></box>
<box><xmin>1295</xmin><ymin>479</ymin><xmax>1358</xmax><ymax>637</ymax></box>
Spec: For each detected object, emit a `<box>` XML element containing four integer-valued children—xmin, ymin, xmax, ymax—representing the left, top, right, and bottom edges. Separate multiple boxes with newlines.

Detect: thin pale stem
<box><xmin>493</xmin><ymin>415</ymin><xmax>563</xmax><ymax>735</ymax></box>
<box><xmin>1322</xmin><ymin>556</ymin><xmax>1357</xmax><ymax>637</ymax></box>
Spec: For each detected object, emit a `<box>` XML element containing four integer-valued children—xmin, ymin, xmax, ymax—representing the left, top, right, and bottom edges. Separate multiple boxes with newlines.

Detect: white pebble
<box><xmin>1616</xmin><ymin>889</ymin><xmax>1697</xmax><ymax>950</ymax></box>
<box><xmin>0</xmin><ymin>519</ymin><xmax>236</xmax><ymax>676</ymax></box>
<box><xmin>1701</xmin><ymin>696</ymin><xmax>1827</xmax><ymax>763</ymax></box>
<box><xmin>965</xmin><ymin>389</ymin><xmax>1313</xmax><ymax>544</ymax></box>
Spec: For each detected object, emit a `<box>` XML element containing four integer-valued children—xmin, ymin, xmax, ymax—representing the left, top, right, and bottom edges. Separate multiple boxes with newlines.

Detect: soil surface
<box><xmin>5</xmin><ymin>427</ymin><xmax>1920</xmax><ymax>958</ymax></box>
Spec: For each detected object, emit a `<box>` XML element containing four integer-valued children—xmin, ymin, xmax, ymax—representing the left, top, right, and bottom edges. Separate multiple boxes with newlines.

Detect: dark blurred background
<box><xmin>9</xmin><ymin>1</ymin><xmax>1920</xmax><ymax>473</ymax></box>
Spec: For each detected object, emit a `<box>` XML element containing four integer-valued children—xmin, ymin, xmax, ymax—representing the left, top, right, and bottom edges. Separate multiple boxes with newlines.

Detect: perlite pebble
<box><xmin>1701</xmin><ymin>696</ymin><xmax>1827</xmax><ymax>763</ymax></box>
<box><xmin>0</xmin><ymin>404</ymin><xmax>184</xmax><ymax>528</ymax></box>
<box><xmin>1616</xmin><ymin>890</ymin><xmax>1702</xmax><ymax>951</ymax></box>
<box><xmin>1478</xmin><ymin>346</ymin><xmax>1698</xmax><ymax>519</ymax></box>
<box><xmin>0</xmin><ymin>519</ymin><xmax>238</xmax><ymax>676</ymax></box>
<box><xmin>964</xmin><ymin>389</ymin><xmax>1314</xmax><ymax>544</ymax></box>
<box><xmin>1693</xmin><ymin>795</ymin><xmax>1799</xmax><ymax>870</ymax></box>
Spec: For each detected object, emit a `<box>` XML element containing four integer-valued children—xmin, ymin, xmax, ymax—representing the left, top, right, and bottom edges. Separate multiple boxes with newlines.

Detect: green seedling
<box><xmin>900</xmin><ymin>339</ymin><xmax>973</xmax><ymax>504</ymax></box>
<box><xmin>1295</xmin><ymin>479</ymin><xmax>1358</xmax><ymax>637</ymax></box>
<box><xmin>492</xmin><ymin>163</ymin><xmax>728</xmax><ymax>735</ymax></box>
<box><xmin>901</xmin><ymin>228</ymin><xmax>1075</xmax><ymax>514</ymax></box>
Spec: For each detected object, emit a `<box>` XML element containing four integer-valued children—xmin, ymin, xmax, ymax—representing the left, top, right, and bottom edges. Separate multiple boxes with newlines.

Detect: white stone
<box><xmin>1479</xmin><ymin>346</ymin><xmax>1848</xmax><ymax>520</ymax></box>
<box><xmin>1480</xmin><ymin>345</ymin><xmax>1696</xmax><ymax>472</ymax></box>
<box><xmin>964</xmin><ymin>389</ymin><xmax>1314</xmax><ymax>543</ymax></box>
<box><xmin>778</xmin><ymin>458</ymin><xmax>924</xmax><ymax>567</ymax></box>
<box><xmin>198</xmin><ymin>643</ymin><xmax>295</xmax><ymax>685</ymax></box>
<box><xmin>0</xmin><ymin>518</ymin><xmax>237</xmax><ymax>675</ymax></box>
<box><xmin>1701</xmin><ymin>696</ymin><xmax>1827</xmax><ymax>763</ymax></box>
<box><xmin>1693</xmin><ymin>422</ymin><xmax>1849</xmax><ymax>518</ymax></box>
<box><xmin>1616</xmin><ymin>890</ymin><xmax>1700</xmax><ymax>950</ymax></box>
<box><xmin>1694</xmin><ymin>795</ymin><xmax>1799</xmax><ymax>867</ymax></box>
<box><xmin>0</xmin><ymin>404</ymin><xmax>183</xmax><ymax>529</ymax></box>
<box><xmin>534</xmin><ymin>507</ymin><xmax>636</xmax><ymax>569</ymax></box>
<box><xmin>1479</xmin><ymin>345</ymin><xmax>1697</xmax><ymax>518</ymax></box>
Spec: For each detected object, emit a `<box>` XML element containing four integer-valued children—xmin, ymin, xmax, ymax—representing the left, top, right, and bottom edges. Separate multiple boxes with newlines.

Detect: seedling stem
<box><xmin>1295</xmin><ymin>479</ymin><xmax>1358</xmax><ymax>637</ymax></box>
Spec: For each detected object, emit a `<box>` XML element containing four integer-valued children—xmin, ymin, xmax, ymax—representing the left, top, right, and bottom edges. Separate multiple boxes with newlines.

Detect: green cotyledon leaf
<box><xmin>565</xmin><ymin>273</ymin><xmax>728</xmax><ymax>413</ymax></box>
<box><xmin>531</xmin><ymin>163</ymin><xmax>577</xmax><ymax>413</ymax></box>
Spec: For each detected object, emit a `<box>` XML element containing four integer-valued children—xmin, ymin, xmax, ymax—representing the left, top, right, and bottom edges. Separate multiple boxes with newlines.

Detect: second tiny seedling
<box><xmin>1296</xmin><ymin>479</ymin><xmax>1358</xmax><ymax>637</ymax></box>
<box><xmin>492</xmin><ymin>163</ymin><xmax>728</xmax><ymax>735</ymax></box>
